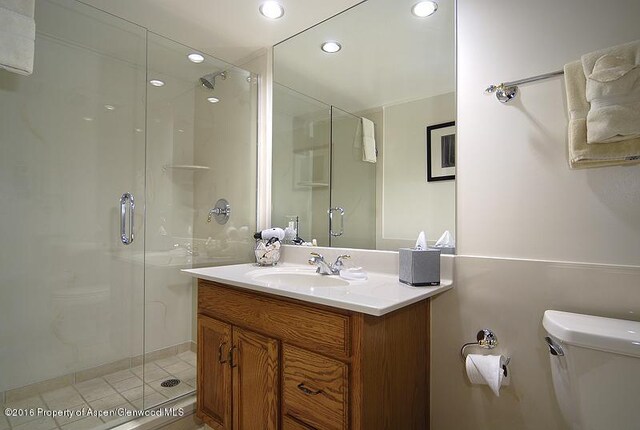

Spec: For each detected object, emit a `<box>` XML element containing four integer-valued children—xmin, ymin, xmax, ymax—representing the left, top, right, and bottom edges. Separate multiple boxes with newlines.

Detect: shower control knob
<box><xmin>207</xmin><ymin>199</ymin><xmax>231</xmax><ymax>224</ymax></box>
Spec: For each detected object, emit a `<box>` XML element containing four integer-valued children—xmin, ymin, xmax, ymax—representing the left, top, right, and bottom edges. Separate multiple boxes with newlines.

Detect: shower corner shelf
<box><xmin>296</xmin><ymin>181</ymin><xmax>329</xmax><ymax>188</ymax></box>
<box><xmin>163</xmin><ymin>164</ymin><xmax>211</xmax><ymax>172</ymax></box>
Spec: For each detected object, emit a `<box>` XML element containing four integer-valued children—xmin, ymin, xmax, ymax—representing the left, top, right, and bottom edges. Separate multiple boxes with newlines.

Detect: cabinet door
<box><xmin>232</xmin><ymin>327</ymin><xmax>280</xmax><ymax>430</ymax></box>
<box><xmin>198</xmin><ymin>316</ymin><xmax>232</xmax><ymax>430</ymax></box>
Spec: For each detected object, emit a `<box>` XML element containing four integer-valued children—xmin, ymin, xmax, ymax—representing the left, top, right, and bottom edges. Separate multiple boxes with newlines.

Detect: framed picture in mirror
<box><xmin>427</xmin><ymin>121</ymin><xmax>456</xmax><ymax>182</ymax></box>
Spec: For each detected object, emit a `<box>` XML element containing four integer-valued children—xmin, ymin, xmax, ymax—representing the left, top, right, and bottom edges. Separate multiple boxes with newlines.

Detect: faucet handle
<box><xmin>333</xmin><ymin>254</ymin><xmax>350</xmax><ymax>269</ymax></box>
<box><xmin>308</xmin><ymin>252</ymin><xmax>324</xmax><ymax>266</ymax></box>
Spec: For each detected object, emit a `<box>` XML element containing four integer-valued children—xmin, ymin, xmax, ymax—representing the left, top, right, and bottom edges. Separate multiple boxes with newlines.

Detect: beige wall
<box><xmin>431</xmin><ymin>0</ymin><xmax>640</xmax><ymax>428</ymax></box>
<box><xmin>375</xmin><ymin>93</ymin><xmax>456</xmax><ymax>250</ymax></box>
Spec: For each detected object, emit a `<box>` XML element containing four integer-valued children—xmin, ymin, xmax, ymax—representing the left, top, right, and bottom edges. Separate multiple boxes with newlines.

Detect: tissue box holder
<box><xmin>399</xmin><ymin>248</ymin><xmax>440</xmax><ymax>286</ymax></box>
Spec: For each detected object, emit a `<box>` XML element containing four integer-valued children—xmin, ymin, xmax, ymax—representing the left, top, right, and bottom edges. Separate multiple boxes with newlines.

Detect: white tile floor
<box><xmin>2</xmin><ymin>351</ymin><xmax>196</xmax><ymax>430</ymax></box>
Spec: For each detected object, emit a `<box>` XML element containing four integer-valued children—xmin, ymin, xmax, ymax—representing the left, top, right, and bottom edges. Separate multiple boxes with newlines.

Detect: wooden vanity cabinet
<box><xmin>197</xmin><ymin>317</ymin><xmax>279</xmax><ymax>430</ymax></box>
<box><xmin>197</xmin><ymin>279</ymin><xmax>430</xmax><ymax>430</ymax></box>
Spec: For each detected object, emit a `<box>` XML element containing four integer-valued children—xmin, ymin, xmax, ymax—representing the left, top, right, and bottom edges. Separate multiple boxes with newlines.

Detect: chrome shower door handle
<box><xmin>120</xmin><ymin>192</ymin><xmax>135</xmax><ymax>245</ymax></box>
<box><xmin>328</xmin><ymin>207</ymin><xmax>345</xmax><ymax>237</ymax></box>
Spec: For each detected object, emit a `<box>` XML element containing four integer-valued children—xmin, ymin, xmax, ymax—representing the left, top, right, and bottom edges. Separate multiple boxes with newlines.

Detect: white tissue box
<box><xmin>399</xmin><ymin>248</ymin><xmax>440</xmax><ymax>286</ymax></box>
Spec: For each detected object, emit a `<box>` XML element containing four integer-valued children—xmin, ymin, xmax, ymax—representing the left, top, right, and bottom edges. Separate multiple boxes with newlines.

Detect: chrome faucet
<box><xmin>308</xmin><ymin>252</ymin><xmax>350</xmax><ymax>275</ymax></box>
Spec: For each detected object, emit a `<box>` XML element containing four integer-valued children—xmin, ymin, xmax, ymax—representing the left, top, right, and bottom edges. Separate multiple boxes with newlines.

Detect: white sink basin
<box><xmin>248</xmin><ymin>267</ymin><xmax>350</xmax><ymax>287</ymax></box>
<box><xmin>184</xmin><ymin>262</ymin><xmax>453</xmax><ymax>316</ymax></box>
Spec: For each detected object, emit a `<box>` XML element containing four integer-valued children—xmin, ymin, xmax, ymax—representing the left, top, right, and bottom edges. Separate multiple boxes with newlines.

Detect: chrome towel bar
<box><xmin>486</xmin><ymin>69</ymin><xmax>564</xmax><ymax>103</ymax></box>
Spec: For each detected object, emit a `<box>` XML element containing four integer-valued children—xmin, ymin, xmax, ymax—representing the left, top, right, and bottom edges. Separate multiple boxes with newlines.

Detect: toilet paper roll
<box><xmin>465</xmin><ymin>354</ymin><xmax>510</xmax><ymax>397</ymax></box>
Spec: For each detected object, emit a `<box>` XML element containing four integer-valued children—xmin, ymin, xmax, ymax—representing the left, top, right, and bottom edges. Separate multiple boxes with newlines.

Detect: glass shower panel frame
<box><xmin>144</xmin><ymin>33</ymin><xmax>259</xmax><ymax>408</ymax></box>
<box><xmin>272</xmin><ymin>84</ymin><xmax>331</xmax><ymax>246</ymax></box>
<box><xmin>0</xmin><ymin>0</ymin><xmax>147</xmax><ymax>427</ymax></box>
<box><xmin>329</xmin><ymin>106</ymin><xmax>376</xmax><ymax>249</ymax></box>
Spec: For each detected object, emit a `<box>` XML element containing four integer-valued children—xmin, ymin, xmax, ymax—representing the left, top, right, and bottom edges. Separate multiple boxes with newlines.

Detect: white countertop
<box><xmin>182</xmin><ymin>262</ymin><xmax>452</xmax><ymax>316</ymax></box>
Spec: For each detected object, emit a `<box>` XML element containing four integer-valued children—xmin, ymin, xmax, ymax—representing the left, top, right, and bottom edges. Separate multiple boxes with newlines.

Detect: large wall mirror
<box><xmin>272</xmin><ymin>0</ymin><xmax>455</xmax><ymax>251</ymax></box>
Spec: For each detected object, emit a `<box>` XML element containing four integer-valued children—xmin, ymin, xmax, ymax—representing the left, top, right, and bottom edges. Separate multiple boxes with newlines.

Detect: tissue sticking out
<box><xmin>415</xmin><ymin>231</ymin><xmax>427</xmax><ymax>250</ymax></box>
<box><xmin>434</xmin><ymin>230</ymin><xmax>455</xmax><ymax>254</ymax></box>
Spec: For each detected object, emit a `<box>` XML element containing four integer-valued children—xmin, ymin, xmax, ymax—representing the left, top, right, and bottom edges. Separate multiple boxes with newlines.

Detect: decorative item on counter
<box><xmin>283</xmin><ymin>215</ymin><xmax>303</xmax><ymax>244</ymax></box>
<box><xmin>284</xmin><ymin>224</ymin><xmax>296</xmax><ymax>244</ymax></box>
<box><xmin>399</xmin><ymin>231</ymin><xmax>440</xmax><ymax>286</ymax></box>
<box><xmin>434</xmin><ymin>230</ymin><xmax>455</xmax><ymax>254</ymax></box>
<box><xmin>254</xmin><ymin>237</ymin><xmax>281</xmax><ymax>266</ymax></box>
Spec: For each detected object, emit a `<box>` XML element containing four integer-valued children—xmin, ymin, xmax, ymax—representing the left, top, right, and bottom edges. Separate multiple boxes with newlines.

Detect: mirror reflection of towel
<box><xmin>0</xmin><ymin>0</ymin><xmax>35</xmax><ymax>75</ymax></box>
<box><xmin>361</xmin><ymin>117</ymin><xmax>377</xmax><ymax>163</ymax></box>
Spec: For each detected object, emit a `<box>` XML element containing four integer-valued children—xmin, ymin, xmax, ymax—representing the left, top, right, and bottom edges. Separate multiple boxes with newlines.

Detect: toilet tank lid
<box><xmin>543</xmin><ymin>310</ymin><xmax>640</xmax><ymax>358</ymax></box>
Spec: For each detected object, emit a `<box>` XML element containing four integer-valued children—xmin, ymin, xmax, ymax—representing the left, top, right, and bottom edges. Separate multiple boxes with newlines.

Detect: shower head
<box><xmin>199</xmin><ymin>71</ymin><xmax>227</xmax><ymax>90</ymax></box>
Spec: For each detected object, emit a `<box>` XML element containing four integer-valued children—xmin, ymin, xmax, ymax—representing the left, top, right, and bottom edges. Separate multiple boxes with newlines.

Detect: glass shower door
<box><xmin>329</xmin><ymin>106</ymin><xmax>376</xmax><ymax>249</ymax></box>
<box><xmin>143</xmin><ymin>33</ymin><xmax>258</xmax><ymax>407</ymax></box>
<box><xmin>0</xmin><ymin>0</ymin><xmax>146</xmax><ymax>427</ymax></box>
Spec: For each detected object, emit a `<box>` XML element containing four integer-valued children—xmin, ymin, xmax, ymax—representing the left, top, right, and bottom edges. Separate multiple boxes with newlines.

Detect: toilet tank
<box><xmin>543</xmin><ymin>310</ymin><xmax>640</xmax><ymax>430</ymax></box>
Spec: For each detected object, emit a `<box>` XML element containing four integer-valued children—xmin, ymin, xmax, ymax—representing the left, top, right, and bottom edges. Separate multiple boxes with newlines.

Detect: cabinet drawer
<box><xmin>282</xmin><ymin>345</ymin><xmax>348</xmax><ymax>430</ymax></box>
<box><xmin>283</xmin><ymin>416</ymin><xmax>315</xmax><ymax>430</ymax></box>
<box><xmin>198</xmin><ymin>280</ymin><xmax>350</xmax><ymax>358</ymax></box>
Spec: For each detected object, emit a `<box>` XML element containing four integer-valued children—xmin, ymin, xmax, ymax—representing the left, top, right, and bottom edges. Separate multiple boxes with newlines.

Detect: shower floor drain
<box><xmin>160</xmin><ymin>378</ymin><xmax>181</xmax><ymax>388</ymax></box>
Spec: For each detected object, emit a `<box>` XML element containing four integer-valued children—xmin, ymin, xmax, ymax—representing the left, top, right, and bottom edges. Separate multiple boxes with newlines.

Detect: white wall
<box><xmin>241</xmin><ymin>49</ymin><xmax>273</xmax><ymax>231</ymax></box>
<box><xmin>456</xmin><ymin>0</ymin><xmax>640</xmax><ymax>265</ymax></box>
<box><xmin>431</xmin><ymin>0</ymin><xmax>640</xmax><ymax>428</ymax></box>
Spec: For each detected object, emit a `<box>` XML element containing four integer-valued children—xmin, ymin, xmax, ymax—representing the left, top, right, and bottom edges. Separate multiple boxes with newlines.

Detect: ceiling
<box><xmin>273</xmin><ymin>0</ymin><xmax>455</xmax><ymax>112</ymax></box>
<box><xmin>81</xmin><ymin>0</ymin><xmax>364</xmax><ymax>65</ymax></box>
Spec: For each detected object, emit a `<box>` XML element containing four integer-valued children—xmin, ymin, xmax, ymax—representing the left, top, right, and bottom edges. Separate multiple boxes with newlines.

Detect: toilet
<box><xmin>543</xmin><ymin>310</ymin><xmax>640</xmax><ymax>430</ymax></box>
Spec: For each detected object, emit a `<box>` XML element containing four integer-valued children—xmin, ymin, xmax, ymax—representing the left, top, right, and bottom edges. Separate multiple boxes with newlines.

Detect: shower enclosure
<box><xmin>272</xmin><ymin>83</ymin><xmax>375</xmax><ymax>248</ymax></box>
<box><xmin>0</xmin><ymin>0</ymin><xmax>257</xmax><ymax>429</ymax></box>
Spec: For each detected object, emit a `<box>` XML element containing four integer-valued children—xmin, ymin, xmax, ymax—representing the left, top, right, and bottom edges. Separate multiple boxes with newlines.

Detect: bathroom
<box><xmin>1</xmin><ymin>0</ymin><xmax>639</xmax><ymax>429</ymax></box>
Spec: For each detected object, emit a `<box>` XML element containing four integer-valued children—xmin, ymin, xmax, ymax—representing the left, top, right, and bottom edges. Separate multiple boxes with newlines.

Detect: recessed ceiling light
<box><xmin>149</xmin><ymin>79</ymin><xmax>165</xmax><ymax>87</ymax></box>
<box><xmin>412</xmin><ymin>1</ymin><xmax>438</xmax><ymax>17</ymax></box>
<box><xmin>104</xmin><ymin>104</ymin><xmax>115</xmax><ymax>111</ymax></box>
<box><xmin>188</xmin><ymin>53</ymin><xmax>205</xmax><ymax>63</ymax></box>
<box><xmin>82</xmin><ymin>117</ymin><xmax>93</xmax><ymax>121</ymax></box>
<box><xmin>321</xmin><ymin>41</ymin><xmax>342</xmax><ymax>53</ymax></box>
<box><xmin>207</xmin><ymin>97</ymin><xmax>220</xmax><ymax>104</ymax></box>
<box><xmin>259</xmin><ymin>1</ymin><xmax>284</xmax><ymax>19</ymax></box>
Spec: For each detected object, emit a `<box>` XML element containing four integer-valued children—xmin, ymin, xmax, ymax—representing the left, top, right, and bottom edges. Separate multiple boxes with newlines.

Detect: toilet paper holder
<box><xmin>460</xmin><ymin>329</ymin><xmax>511</xmax><ymax>376</ymax></box>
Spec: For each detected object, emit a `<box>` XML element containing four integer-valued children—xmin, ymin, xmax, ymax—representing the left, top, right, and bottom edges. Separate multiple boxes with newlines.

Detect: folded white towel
<box><xmin>581</xmin><ymin>40</ymin><xmax>640</xmax><ymax>143</ymax></box>
<box><xmin>565</xmin><ymin>60</ymin><xmax>640</xmax><ymax>168</ymax></box>
<box><xmin>0</xmin><ymin>0</ymin><xmax>35</xmax><ymax>76</ymax></box>
<box><xmin>0</xmin><ymin>0</ymin><xmax>34</xmax><ymax>16</ymax></box>
<box><xmin>361</xmin><ymin>117</ymin><xmax>377</xmax><ymax>163</ymax></box>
